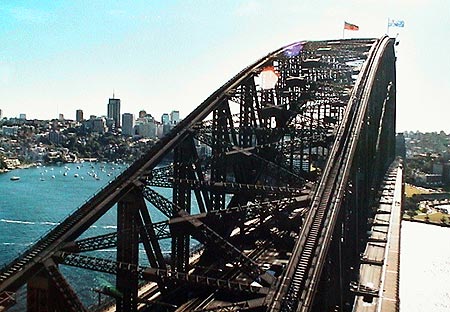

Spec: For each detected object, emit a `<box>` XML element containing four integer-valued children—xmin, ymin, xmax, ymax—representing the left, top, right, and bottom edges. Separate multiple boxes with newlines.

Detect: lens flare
<box><xmin>284</xmin><ymin>43</ymin><xmax>303</xmax><ymax>57</ymax></box>
<box><xmin>259</xmin><ymin>66</ymin><xmax>279</xmax><ymax>89</ymax></box>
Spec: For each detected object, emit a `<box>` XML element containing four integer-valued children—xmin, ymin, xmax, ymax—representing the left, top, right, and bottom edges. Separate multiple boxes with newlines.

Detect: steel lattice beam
<box><xmin>63</xmin><ymin>195</ymin><xmax>309</xmax><ymax>254</ymax></box>
<box><xmin>56</xmin><ymin>252</ymin><xmax>269</xmax><ymax>296</ymax></box>
<box><xmin>65</xmin><ymin>221</ymin><xmax>170</xmax><ymax>253</ymax></box>
<box><xmin>0</xmin><ymin>37</ymin><xmax>397</xmax><ymax>312</ymax></box>
<box><xmin>145</xmin><ymin>177</ymin><xmax>305</xmax><ymax>195</ymax></box>
<box><xmin>142</xmin><ymin>187</ymin><xmax>275</xmax><ymax>285</ymax></box>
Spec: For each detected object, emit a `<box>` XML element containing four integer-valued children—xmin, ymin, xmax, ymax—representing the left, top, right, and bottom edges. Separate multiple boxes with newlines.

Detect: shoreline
<box><xmin>402</xmin><ymin>217</ymin><xmax>450</xmax><ymax>228</ymax></box>
<box><xmin>0</xmin><ymin>163</ymin><xmax>37</xmax><ymax>174</ymax></box>
<box><xmin>0</xmin><ymin>159</ymin><xmax>131</xmax><ymax>175</ymax></box>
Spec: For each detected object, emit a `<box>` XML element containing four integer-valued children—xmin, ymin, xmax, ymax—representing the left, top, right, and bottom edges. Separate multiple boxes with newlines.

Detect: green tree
<box><xmin>406</xmin><ymin>210</ymin><xmax>416</xmax><ymax>220</ymax></box>
<box><xmin>404</xmin><ymin>197</ymin><xmax>417</xmax><ymax>211</ymax></box>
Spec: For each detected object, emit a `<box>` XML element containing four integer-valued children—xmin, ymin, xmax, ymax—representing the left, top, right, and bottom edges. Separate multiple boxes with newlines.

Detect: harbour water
<box><xmin>2</xmin><ymin>165</ymin><xmax>449</xmax><ymax>310</ymax></box>
<box><xmin>0</xmin><ymin>162</ymin><xmax>172</xmax><ymax>308</ymax></box>
<box><xmin>400</xmin><ymin>221</ymin><xmax>450</xmax><ymax>312</ymax></box>
<box><xmin>1</xmin><ymin>163</ymin><xmax>118</xmax><ymax>264</ymax></box>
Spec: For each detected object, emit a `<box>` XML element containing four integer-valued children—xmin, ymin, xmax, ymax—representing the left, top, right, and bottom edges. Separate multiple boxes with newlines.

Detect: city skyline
<box><xmin>0</xmin><ymin>93</ymin><xmax>180</xmax><ymax>123</ymax></box>
<box><xmin>1</xmin><ymin>1</ymin><xmax>449</xmax><ymax>131</ymax></box>
<box><xmin>0</xmin><ymin>105</ymin><xmax>179</xmax><ymax>124</ymax></box>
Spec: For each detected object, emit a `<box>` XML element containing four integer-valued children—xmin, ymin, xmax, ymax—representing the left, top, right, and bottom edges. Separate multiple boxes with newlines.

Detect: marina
<box><xmin>0</xmin><ymin>162</ymin><xmax>169</xmax><ymax>308</ymax></box>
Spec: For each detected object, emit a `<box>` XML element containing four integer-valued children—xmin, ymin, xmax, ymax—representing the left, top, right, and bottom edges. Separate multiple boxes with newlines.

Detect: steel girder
<box><xmin>269</xmin><ymin>37</ymin><xmax>396</xmax><ymax>312</ymax></box>
<box><xmin>64</xmin><ymin>195</ymin><xmax>308</xmax><ymax>254</ymax></box>
<box><xmin>56</xmin><ymin>252</ymin><xmax>270</xmax><ymax>296</ymax></box>
<box><xmin>0</xmin><ymin>37</ymin><xmax>397</xmax><ymax>312</ymax></box>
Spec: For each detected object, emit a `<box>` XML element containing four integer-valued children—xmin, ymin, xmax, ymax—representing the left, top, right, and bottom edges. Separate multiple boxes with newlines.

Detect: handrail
<box><xmin>270</xmin><ymin>36</ymin><xmax>395</xmax><ymax>312</ymax></box>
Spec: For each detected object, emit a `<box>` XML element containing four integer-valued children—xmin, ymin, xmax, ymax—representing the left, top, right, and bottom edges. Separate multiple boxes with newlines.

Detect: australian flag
<box><xmin>388</xmin><ymin>19</ymin><xmax>405</xmax><ymax>27</ymax></box>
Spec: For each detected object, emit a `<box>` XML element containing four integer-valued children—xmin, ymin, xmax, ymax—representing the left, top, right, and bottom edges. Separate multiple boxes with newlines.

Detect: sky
<box><xmin>0</xmin><ymin>0</ymin><xmax>449</xmax><ymax>132</ymax></box>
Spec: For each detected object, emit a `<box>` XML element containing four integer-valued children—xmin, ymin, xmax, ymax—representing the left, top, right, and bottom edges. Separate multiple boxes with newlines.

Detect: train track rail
<box><xmin>269</xmin><ymin>36</ymin><xmax>394</xmax><ymax>312</ymax></box>
<box><xmin>0</xmin><ymin>36</ymin><xmax>396</xmax><ymax>312</ymax></box>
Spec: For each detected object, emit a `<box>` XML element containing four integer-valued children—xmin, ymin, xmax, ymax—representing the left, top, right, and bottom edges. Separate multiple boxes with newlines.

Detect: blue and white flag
<box><xmin>388</xmin><ymin>19</ymin><xmax>405</xmax><ymax>27</ymax></box>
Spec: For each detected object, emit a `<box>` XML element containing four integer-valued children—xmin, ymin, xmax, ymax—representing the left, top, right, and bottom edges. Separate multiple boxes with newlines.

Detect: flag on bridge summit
<box><xmin>388</xmin><ymin>19</ymin><xmax>405</xmax><ymax>28</ymax></box>
<box><xmin>344</xmin><ymin>21</ymin><xmax>359</xmax><ymax>31</ymax></box>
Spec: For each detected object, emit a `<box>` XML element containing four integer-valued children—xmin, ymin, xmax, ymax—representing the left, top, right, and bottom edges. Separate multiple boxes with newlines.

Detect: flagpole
<box><xmin>342</xmin><ymin>22</ymin><xmax>345</xmax><ymax>39</ymax></box>
<box><xmin>387</xmin><ymin>17</ymin><xmax>390</xmax><ymax>36</ymax></box>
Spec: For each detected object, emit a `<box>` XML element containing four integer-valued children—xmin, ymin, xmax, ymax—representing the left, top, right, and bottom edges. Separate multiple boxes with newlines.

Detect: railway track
<box><xmin>269</xmin><ymin>36</ymin><xmax>394</xmax><ymax>312</ymax></box>
<box><xmin>1</xmin><ymin>36</ymin><xmax>396</xmax><ymax>312</ymax></box>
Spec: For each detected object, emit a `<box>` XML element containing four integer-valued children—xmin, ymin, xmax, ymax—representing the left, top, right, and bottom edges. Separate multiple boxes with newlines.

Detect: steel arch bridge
<box><xmin>0</xmin><ymin>36</ymin><xmax>397</xmax><ymax>312</ymax></box>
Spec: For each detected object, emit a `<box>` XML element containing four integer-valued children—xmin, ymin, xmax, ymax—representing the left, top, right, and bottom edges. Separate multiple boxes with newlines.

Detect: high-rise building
<box><xmin>107</xmin><ymin>95</ymin><xmax>121</xmax><ymax>128</ymax></box>
<box><xmin>76</xmin><ymin>109</ymin><xmax>84</xmax><ymax>122</ymax></box>
<box><xmin>0</xmin><ymin>109</ymin><xmax>3</xmax><ymax>119</ymax></box>
<box><xmin>19</xmin><ymin>113</ymin><xmax>26</xmax><ymax>120</ymax></box>
<box><xmin>136</xmin><ymin>115</ymin><xmax>157</xmax><ymax>138</ymax></box>
<box><xmin>58</xmin><ymin>113</ymin><xmax>64</xmax><ymax>121</ymax></box>
<box><xmin>122</xmin><ymin>113</ymin><xmax>134</xmax><ymax>136</ymax></box>
<box><xmin>139</xmin><ymin>110</ymin><xmax>147</xmax><ymax>118</ymax></box>
<box><xmin>136</xmin><ymin>122</ymin><xmax>156</xmax><ymax>138</ymax></box>
<box><xmin>160</xmin><ymin>113</ymin><xmax>172</xmax><ymax>136</ymax></box>
<box><xmin>92</xmin><ymin>117</ymin><xmax>107</xmax><ymax>133</ymax></box>
<box><xmin>170</xmin><ymin>110</ymin><xmax>180</xmax><ymax>124</ymax></box>
<box><xmin>161</xmin><ymin>113</ymin><xmax>170</xmax><ymax>125</ymax></box>
<box><xmin>105</xmin><ymin>118</ymin><xmax>116</xmax><ymax>132</ymax></box>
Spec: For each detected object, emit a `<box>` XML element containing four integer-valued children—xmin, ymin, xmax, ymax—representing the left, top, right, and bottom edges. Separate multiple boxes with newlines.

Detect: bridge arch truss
<box><xmin>0</xmin><ymin>36</ymin><xmax>397</xmax><ymax>312</ymax></box>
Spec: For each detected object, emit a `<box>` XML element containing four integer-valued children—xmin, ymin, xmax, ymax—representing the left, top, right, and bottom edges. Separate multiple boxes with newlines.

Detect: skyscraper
<box><xmin>170</xmin><ymin>110</ymin><xmax>180</xmax><ymax>124</ymax></box>
<box><xmin>122</xmin><ymin>113</ymin><xmax>134</xmax><ymax>136</ymax></box>
<box><xmin>139</xmin><ymin>110</ymin><xmax>147</xmax><ymax>118</ymax></box>
<box><xmin>161</xmin><ymin>113</ymin><xmax>169</xmax><ymax>125</ymax></box>
<box><xmin>76</xmin><ymin>109</ymin><xmax>84</xmax><ymax>122</ymax></box>
<box><xmin>107</xmin><ymin>95</ymin><xmax>121</xmax><ymax>128</ymax></box>
<box><xmin>161</xmin><ymin>113</ymin><xmax>171</xmax><ymax>136</ymax></box>
<box><xmin>0</xmin><ymin>109</ymin><xmax>3</xmax><ymax>119</ymax></box>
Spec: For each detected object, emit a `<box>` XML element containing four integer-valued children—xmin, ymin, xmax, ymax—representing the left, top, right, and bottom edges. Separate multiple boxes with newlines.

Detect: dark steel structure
<box><xmin>0</xmin><ymin>36</ymin><xmax>397</xmax><ymax>312</ymax></box>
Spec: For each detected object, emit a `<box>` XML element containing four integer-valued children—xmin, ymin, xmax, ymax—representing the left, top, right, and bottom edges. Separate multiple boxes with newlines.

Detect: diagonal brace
<box><xmin>141</xmin><ymin>187</ymin><xmax>275</xmax><ymax>285</ymax></box>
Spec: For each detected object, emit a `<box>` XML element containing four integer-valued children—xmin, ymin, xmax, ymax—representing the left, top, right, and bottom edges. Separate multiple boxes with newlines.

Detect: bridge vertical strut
<box><xmin>0</xmin><ymin>37</ymin><xmax>399</xmax><ymax>312</ymax></box>
<box><xmin>116</xmin><ymin>188</ymin><xmax>141</xmax><ymax>312</ymax></box>
<box><xmin>26</xmin><ymin>259</ymin><xmax>86</xmax><ymax>312</ymax></box>
<box><xmin>172</xmin><ymin>139</ymin><xmax>193</xmax><ymax>273</ymax></box>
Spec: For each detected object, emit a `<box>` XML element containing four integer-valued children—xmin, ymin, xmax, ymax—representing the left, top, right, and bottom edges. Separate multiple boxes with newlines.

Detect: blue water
<box><xmin>5</xmin><ymin>164</ymin><xmax>449</xmax><ymax>310</ymax></box>
<box><xmin>0</xmin><ymin>162</ymin><xmax>173</xmax><ymax>307</ymax></box>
